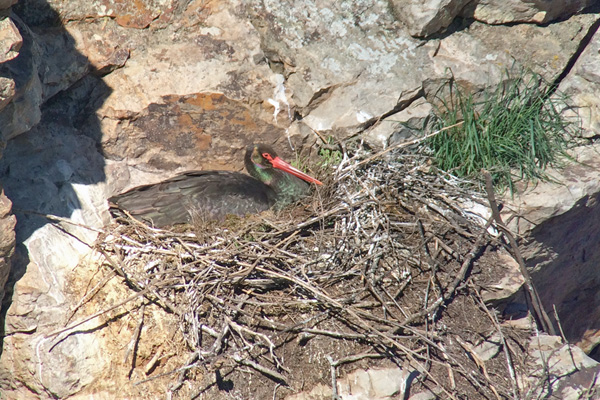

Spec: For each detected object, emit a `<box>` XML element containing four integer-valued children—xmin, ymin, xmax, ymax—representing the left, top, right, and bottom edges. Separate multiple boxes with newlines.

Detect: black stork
<box><xmin>109</xmin><ymin>144</ymin><xmax>322</xmax><ymax>227</ymax></box>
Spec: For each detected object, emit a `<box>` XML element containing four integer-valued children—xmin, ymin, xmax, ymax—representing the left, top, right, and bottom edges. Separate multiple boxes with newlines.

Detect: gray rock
<box><xmin>524</xmin><ymin>334</ymin><xmax>600</xmax><ymax>399</ymax></box>
<box><xmin>248</xmin><ymin>0</ymin><xmax>431</xmax><ymax>136</ymax></box>
<box><xmin>337</xmin><ymin>367</ymin><xmax>411</xmax><ymax>399</ymax></box>
<box><xmin>0</xmin><ymin>0</ymin><xmax>16</xmax><ymax>10</ymax></box>
<box><xmin>390</xmin><ymin>0</ymin><xmax>472</xmax><ymax>37</ymax></box>
<box><xmin>0</xmin><ymin>15</ymin><xmax>42</xmax><ymax>141</ymax></box>
<box><xmin>364</xmin><ymin>99</ymin><xmax>432</xmax><ymax>149</ymax></box>
<box><xmin>409</xmin><ymin>391</ymin><xmax>437</xmax><ymax>400</ymax></box>
<box><xmin>286</xmin><ymin>367</ymin><xmax>414</xmax><ymax>400</ymax></box>
<box><xmin>473</xmin><ymin>332</ymin><xmax>503</xmax><ymax>361</ymax></box>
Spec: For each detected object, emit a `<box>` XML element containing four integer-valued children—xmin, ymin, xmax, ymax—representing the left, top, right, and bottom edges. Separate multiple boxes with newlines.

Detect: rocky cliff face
<box><xmin>0</xmin><ymin>0</ymin><xmax>599</xmax><ymax>398</ymax></box>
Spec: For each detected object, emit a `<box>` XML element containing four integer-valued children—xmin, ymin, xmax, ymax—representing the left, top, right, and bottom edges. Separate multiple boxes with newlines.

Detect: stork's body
<box><xmin>109</xmin><ymin>144</ymin><xmax>321</xmax><ymax>227</ymax></box>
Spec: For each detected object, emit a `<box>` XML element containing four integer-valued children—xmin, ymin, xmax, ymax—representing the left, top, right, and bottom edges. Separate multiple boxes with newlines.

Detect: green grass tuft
<box><xmin>425</xmin><ymin>69</ymin><xmax>580</xmax><ymax>193</ymax></box>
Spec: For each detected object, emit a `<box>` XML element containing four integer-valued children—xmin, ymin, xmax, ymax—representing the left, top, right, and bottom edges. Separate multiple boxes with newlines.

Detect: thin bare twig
<box><xmin>483</xmin><ymin>171</ymin><xmax>556</xmax><ymax>335</ymax></box>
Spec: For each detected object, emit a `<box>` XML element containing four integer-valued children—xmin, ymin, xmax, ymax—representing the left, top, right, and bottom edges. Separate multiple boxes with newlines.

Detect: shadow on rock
<box><xmin>0</xmin><ymin>0</ymin><xmax>111</xmax><ymax>242</ymax></box>
<box><xmin>0</xmin><ymin>0</ymin><xmax>111</xmax><ymax>354</ymax></box>
<box><xmin>523</xmin><ymin>191</ymin><xmax>600</xmax><ymax>354</ymax></box>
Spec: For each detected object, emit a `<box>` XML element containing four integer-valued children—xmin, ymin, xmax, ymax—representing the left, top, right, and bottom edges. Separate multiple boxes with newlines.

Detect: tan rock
<box><xmin>0</xmin><ymin>76</ymin><xmax>15</xmax><ymax>111</ymax></box>
<box><xmin>0</xmin><ymin>17</ymin><xmax>22</xmax><ymax>63</ymax></box>
<box><xmin>525</xmin><ymin>334</ymin><xmax>600</xmax><ymax>398</ymax></box>
<box><xmin>0</xmin><ymin>190</ymin><xmax>14</xmax><ymax>307</ymax></box>
<box><xmin>0</xmin><ymin>0</ymin><xmax>16</xmax><ymax>11</ymax></box>
<box><xmin>473</xmin><ymin>0</ymin><xmax>595</xmax><ymax>24</ymax></box>
<box><xmin>559</xmin><ymin>25</ymin><xmax>600</xmax><ymax>136</ymax></box>
<box><xmin>65</xmin><ymin>22</ymin><xmax>130</xmax><ymax>74</ymax></box>
<box><xmin>285</xmin><ymin>367</ymin><xmax>412</xmax><ymax>400</ymax></box>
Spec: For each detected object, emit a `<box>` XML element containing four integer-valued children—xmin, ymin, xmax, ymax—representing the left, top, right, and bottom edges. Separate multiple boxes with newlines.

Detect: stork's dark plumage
<box><xmin>109</xmin><ymin>144</ymin><xmax>322</xmax><ymax>227</ymax></box>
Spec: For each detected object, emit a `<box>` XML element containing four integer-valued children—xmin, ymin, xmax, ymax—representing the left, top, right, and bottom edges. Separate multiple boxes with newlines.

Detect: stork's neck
<box><xmin>246</xmin><ymin>161</ymin><xmax>310</xmax><ymax>208</ymax></box>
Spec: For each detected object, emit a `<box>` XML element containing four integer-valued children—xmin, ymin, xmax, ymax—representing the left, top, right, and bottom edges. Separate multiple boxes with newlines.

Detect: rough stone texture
<box><xmin>16</xmin><ymin>0</ymin><xmax>176</xmax><ymax>29</ymax></box>
<box><xmin>247</xmin><ymin>0</ymin><xmax>434</xmax><ymax>137</ymax></box>
<box><xmin>0</xmin><ymin>190</ymin><xmax>14</xmax><ymax>309</ymax></box>
<box><xmin>559</xmin><ymin>23</ymin><xmax>600</xmax><ymax>136</ymax></box>
<box><xmin>408</xmin><ymin>392</ymin><xmax>437</xmax><ymax>400</ymax></box>
<box><xmin>472</xmin><ymin>332</ymin><xmax>502</xmax><ymax>362</ymax></box>
<box><xmin>473</xmin><ymin>0</ymin><xmax>596</xmax><ymax>25</ymax></box>
<box><xmin>30</xmin><ymin>25</ymin><xmax>92</xmax><ymax>102</ymax></box>
<box><xmin>504</xmin><ymin>148</ymin><xmax>600</xmax><ymax>353</ymax></box>
<box><xmin>246</xmin><ymin>1</ymin><xmax>595</xmax><ymax>143</ymax></box>
<box><xmin>505</xmin><ymin>143</ymin><xmax>600</xmax><ymax>234</ymax></box>
<box><xmin>65</xmin><ymin>22</ymin><xmax>130</xmax><ymax>74</ymax></box>
<box><xmin>337</xmin><ymin>367</ymin><xmax>412</xmax><ymax>400</ymax></box>
<box><xmin>0</xmin><ymin>15</ymin><xmax>42</xmax><ymax>141</ymax></box>
<box><xmin>524</xmin><ymin>334</ymin><xmax>600</xmax><ymax>399</ymax></box>
<box><xmin>364</xmin><ymin>99</ymin><xmax>432</xmax><ymax>148</ymax></box>
<box><xmin>0</xmin><ymin>0</ymin><xmax>16</xmax><ymax>11</ymax></box>
<box><xmin>493</xmin><ymin>29</ymin><xmax>600</xmax><ymax>356</ymax></box>
<box><xmin>519</xmin><ymin>184</ymin><xmax>600</xmax><ymax>353</ymax></box>
<box><xmin>464</xmin><ymin>14</ymin><xmax>596</xmax><ymax>80</ymax></box>
<box><xmin>285</xmin><ymin>367</ymin><xmax>413</xmax><ymax>400</ymax></box>
<box><xmin>104</xmin><ymin>93</ymin><xmax>290</xmax><ymax>187</ymax></box>
<box><xmin>390</xmin><ymin>0</ymin><xmax>472</xmax><ymax>37</ymax></box>
<box><xmin>480</xmin><ymin>251</ymin><xmax>525</xmax><ymax>306</ymax></box>
<box><xmin>0</xmin><ymin>17</ymin><xmax>21</xmax><ymax>63</ymax></box>
<box><xmin>0</xmin><ymin>110</ymin><xmax>109</xmax><ymax>396</ymax></box>
<box><xmin>92</xmin><ymin>4</ymin><xmax>286</xmax><ymax>178</ymax></box>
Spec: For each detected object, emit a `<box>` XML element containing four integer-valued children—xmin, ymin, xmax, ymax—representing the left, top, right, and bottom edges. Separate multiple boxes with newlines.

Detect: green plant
<box><xmin>425</xmin><ymin>68</ymin><xmax>580</xmax><ymax>193</ymax></box>
<box><xmin>318</xmin><ymin>137</ymin><xmax>343</xmax><ymax>168</ymax></box>
<box><xmin>290</xmin><ymin>151</ymin><xmax>309</xmax><ymax>171</ymax></box>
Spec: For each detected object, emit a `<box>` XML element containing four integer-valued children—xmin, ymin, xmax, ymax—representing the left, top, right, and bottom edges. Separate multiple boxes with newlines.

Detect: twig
<box><xmin>401</xmin><ymin>215</ymin><xmax>492</xmax><ymax>326</ymax></box>
<box><xmin>46</xmin><ymin>287</ymin><xmax>151</xmax><ymax>339</ymax></box>
<box><xmin>66</xmin><ymin>268</ymin><xmax>117</xmax><ymax>324</ymax></box>
<box><xmin>125</xmin><ymin>303</ymin><xmax>146</xmax><ymax>378</ymax></box>
<box><xmin>144</xmin><ymin>347</ymin><xmax>163</xmax><ymax>375</ymax></box>
<box><xmin>483</xmin><ymin>171</ymin><xmax>556</xmax><ymax>335</ymax></box>
<box><xmin>326</xmin><ymin>355</ymin><xmax>341</xmax><ymax>400</ymax></box>
<box><xmin>231</xmin><ymin>353</ymin><xmax>287</xmax><ymax>385</ymax></box>
<box><xmin>168</xmin><ymin>352</ymin><xmax>200</xmax><ymax>392</ymax></box>
<box><xmin>95</xmin><ymin>144</ymin><xmax>522</xmax><ymax>399</ymax></box>
<box><xmin>474</xmin><ymin>289</ymin><xmax>520</xmax><ymax>400</ymax></box>
<box><xmin>47</xmin><ymin>276</ymin><xmax>178</xmax><ymax>340</ymax></box>
<box><xmin>13</xmin><ymin>208</ymin><xmax>106</xmax><ymax>234</ymax></box>
<box><xmin>553</xmin><ymin>304</ymin><xmax>578</xmax><ymax>372</ymax></box>
<box><xmin>348</xmin><ymin>122</ymin><xmax>465</xmax><ymax>171</ymax></box>
<box><xmin>328</xmin><ymin>353</ymin><xmax>384</xmax><ymax>367</ymax></box>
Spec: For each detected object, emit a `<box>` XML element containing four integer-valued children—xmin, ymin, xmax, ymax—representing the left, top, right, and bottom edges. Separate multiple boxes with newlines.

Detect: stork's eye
<box><xmin>262</xmin><ymin>152</ymin><xmax>274</xmax><ymax>162</ymax></box>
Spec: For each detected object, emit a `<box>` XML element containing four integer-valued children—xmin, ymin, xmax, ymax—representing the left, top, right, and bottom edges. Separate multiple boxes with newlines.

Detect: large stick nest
<box><xmin>97</xmin><ymin>143</ymin><xmax>528</xmax><ymax>399</ymax></box>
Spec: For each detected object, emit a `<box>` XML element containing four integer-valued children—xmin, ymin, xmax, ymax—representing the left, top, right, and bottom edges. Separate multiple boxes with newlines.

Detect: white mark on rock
<box><xmin>356</xmin><ymin>110</ymin><xmax>372</xmax><ymax>123</ymax></box>
<box><xmin>268</xmin><ymin>74</ymin><xmax>291</xmax><ymax>123</ymax></box>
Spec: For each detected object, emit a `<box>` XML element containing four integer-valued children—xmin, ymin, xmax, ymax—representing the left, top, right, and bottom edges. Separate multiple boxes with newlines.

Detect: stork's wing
<box><xmin>109</xmin><ymin>171</ymin><xmax>276</xmax><ymax>227</ymax></box>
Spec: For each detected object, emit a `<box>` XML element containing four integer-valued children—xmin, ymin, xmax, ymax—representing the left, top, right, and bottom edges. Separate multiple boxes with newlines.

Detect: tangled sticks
<box><xmin>96</xmin><ymin>143</ymin><xmax>532</xmax><ymax>398</ymax></box>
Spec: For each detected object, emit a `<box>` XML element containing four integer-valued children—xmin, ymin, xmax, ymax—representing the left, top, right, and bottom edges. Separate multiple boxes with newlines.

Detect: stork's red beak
<box><xmin>271</xmin><ymin>157</ymin><xmax>323</xmax><ymax>185</ymax></box>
